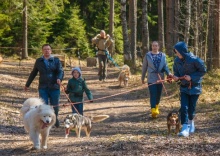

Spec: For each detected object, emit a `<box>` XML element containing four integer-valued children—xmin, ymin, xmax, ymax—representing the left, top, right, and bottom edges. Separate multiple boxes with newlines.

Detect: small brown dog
<box><xmin>167</xmin><ymin>111</ymin><xmax>181</xmax><ymax>135</ymax></box>
<box><xmin>118</xmin><ymin>65</ymin><xmax>131</xmax><ymax>87</ymax></box>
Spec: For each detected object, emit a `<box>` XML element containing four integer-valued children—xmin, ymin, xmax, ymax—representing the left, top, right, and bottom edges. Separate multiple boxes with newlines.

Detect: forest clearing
<box><xmin>0</xmin><ymin>58</ymin><xmax>220</xmax><ymax>156</ymax></box>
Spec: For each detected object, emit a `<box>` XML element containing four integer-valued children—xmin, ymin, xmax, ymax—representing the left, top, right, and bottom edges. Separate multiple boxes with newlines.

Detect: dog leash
<box><xmin>59</xmin><ymin>84</ymin><xmax>81</xmax><ymax>114</ymax></box>
<box><xmin>58</xmin><ymin>77</ymin><xmax>174</xmax><ymax>108</ymax></box>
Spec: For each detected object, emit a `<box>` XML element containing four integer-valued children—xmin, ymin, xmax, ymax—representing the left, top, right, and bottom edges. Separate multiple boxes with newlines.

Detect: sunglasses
<box><xmin>173</xmin><ymin>49</ymin><xmax>177</xmax><ymax>54</ymax></box>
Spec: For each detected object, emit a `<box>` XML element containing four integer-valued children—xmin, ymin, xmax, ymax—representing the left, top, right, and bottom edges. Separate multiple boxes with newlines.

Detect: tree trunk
<box><xmin>129</xmin><ymin>0</ymin><xmax>137</xmax><ymax>68</ymax></box>
<box><xmin>22</xmin><ymin>0</ymin><xmax>28</xmax><ymax>59</ymax></box>
<box><xmin>121</xmin><ymin>0</ymin><xmax>132</xmax><ymax>63</ymax></box>
<box><xmin>165</xmin><ymin>0</ymin><xmax>175</xmax><ymax>56</ymax></box>
<box><xmin>193</xmin><ymin>0</ymin><xmax>199</xmax><ymax>56</ymax></box>
<box><xmin>184</xmin><ymin>0</ymin><xmax>191</xmax><ymax>45</ymax></box>
<box><xmin>174</xmin><ymin>0</ymin><xmax>179</xmax><ymax>44</ymax></box>
<box><xmin>207</xmin><ymin>0</ymin><xmax>214</xmax><ymax>70</ymax></box>
<box><xmin>109</xmin><ymin>0</ymin><xmax>114</xmax><ymax>56</ymax></box>
<box><xmin>198</xmin><ymin>0</ymin><xmax>204</xmax><ymax>59</ymax></box>
<box><xmin>213</xmin><ymin>0</ymin><xmax>220</xmax><ymax>69</ymax></box>
<box><xmin>142</xmin><ymin>0</ymin><xmax>150</xmax><ymax>55</ymax></box>
<box><xmin>158</xmin><ymin>0</ymin><xmax>165</xmax><ymax>50</ymax></box>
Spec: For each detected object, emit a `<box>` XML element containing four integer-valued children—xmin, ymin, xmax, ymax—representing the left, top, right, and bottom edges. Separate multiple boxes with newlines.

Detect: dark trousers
<box><xmin>148</xmin><ymin>83</ymin><xmax>163</xmax><ymax>108</ymax></box>
<box><xmin>180</xmin><ymin>92</ymin><xmax>199</xmax><ymax>124</ymax></box>
<box><xmin>97</xmin><ymin>54</ymin><xmax>108</xmax><ymax>80</ymax></box>
<box><xmin>71</xmin><ymin>103</ymin><xmax>83</xmax><ymax>115</ymax></box>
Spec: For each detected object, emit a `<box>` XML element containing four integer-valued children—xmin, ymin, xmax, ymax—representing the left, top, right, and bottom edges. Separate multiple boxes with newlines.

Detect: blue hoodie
<box><xmin>173</xmin><ymin>41</ymin><xmax>206</xmax><ymax>95</ymax></box>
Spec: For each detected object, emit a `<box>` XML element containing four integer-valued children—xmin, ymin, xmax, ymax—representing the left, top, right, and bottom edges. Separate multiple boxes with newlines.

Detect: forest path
<box><xmin>0</xmin><ymin>58</ymin><xmax>219</xmax><ymax>156</ymax></box>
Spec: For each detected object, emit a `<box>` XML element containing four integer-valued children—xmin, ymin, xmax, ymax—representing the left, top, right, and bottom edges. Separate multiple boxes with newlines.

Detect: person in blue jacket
<box><xmin>142</xmin><ymin>41</ymin><xmax>172</xmax><ymax>118</ymax></box>
<box><xmin>173</xmin><ymin>41</ymin><xmax>206</xmax><ymax>137</ymax></box>
<box><xmin>25</xmin><ymin>44</ymin><xmax>64</xmax><ymax>128</ymax></box>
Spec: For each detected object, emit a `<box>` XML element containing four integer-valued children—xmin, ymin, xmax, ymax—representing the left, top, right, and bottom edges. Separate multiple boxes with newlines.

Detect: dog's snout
<box><xmin>170</xmin><ymin>118</ymin><xmax>177</xmax><ymax>124</ymax></box>
<box><xmin>46</xmin><ymin>120</ymin><xmax>50</xmax><ymax>123</ymax></box>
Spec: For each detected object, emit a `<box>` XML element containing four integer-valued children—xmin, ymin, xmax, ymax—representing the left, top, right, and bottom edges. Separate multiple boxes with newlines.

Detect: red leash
<box><xmin>177</xmin><ymin>76</ymin><xmax>192</xmax><ymax>89</ymax></box>
<box><xmin>60</xmin><ymin>84</ymin><xmax>80</xmax><ymax>114</ymax></box>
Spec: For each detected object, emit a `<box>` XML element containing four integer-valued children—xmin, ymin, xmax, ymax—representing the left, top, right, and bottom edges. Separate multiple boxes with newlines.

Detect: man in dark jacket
<box><xmin>24</xmin><ymin>44</ymin><xmax>64</xmax><ymax>128</ymax></box>
<box><xmin>173</xmin><ymin>41</ymin><xmax>206</xmax><ymax>137</ymax></box>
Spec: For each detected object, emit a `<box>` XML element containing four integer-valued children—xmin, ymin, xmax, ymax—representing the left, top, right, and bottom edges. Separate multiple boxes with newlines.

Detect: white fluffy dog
<box><xmin>20</xmin><ymin>98</ymin><xmax>56</xmax><ymax>150</ymax></box>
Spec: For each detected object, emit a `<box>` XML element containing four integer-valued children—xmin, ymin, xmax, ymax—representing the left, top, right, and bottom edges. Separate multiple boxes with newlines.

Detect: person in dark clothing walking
<box><xmin>92</xmin><ymin>30</ymin><xmax>113</xmax><ymax>81</ymax></box>
<box><xmin>173</xmin><ymin>41</ymin><xmax>206</xmax><ymax>137</ymax></box>
<box><xmin>24</xmin><ymin>44</ymin><xmax>64</xmax><ymax>128</ymax></box>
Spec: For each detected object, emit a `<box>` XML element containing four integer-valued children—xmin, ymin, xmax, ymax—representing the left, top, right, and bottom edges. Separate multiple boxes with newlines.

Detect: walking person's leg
<box><xmin>72</xmin><ymin>104</ymin><xmax>78</xmax><ymax>114</ymax></box>
<box><xmin>77</xmin><ymin>103</ymin><xmax>84</xmax><ymax>115</ymax></box>
<box><xmin>71</xmin><ymin>103</ymin><xmax>83</xmax><ymax>115</ymax></box>
<box><xmin>49</xmin><ymin>89</ymin><xmax>60</xmax><ymax>128</ymax></box>
<box><xmin>39</xmin><ymin>88</ymin><xmax>49</xmax><ymax>104</ymax></box>
<box><xmin>179</xmin><ymin>92</ymin><xmax>190</xmax><ymax>137</ymax></box>
<box><xmin>148</xmin><ymin>84</ymin><xmax>158</xmax><ymax>118</ymax></box>
<box><xmin>155</xmin><ymin>84</ymin><xmax>163</xmax><ymax>114</ymax></box>
<box><xmin>188</xmin><ymin>95</ymin><xmax>199</xmax><ymax>133</ymax></box>
<box><xmin>97</xmin><ymin>54</ymin><xmax>103</xmax><ymax>81</ymax></box>
<box><xmin>103</xmin><ymin>55</ymin><xmax>108</xmax><ymax>81</ymax></box>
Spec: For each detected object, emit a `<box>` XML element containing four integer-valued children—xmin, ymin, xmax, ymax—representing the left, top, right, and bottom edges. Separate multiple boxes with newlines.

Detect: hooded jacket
<box><xmin>25</xmin><ymin>56</ymin><xmax>64</xmax><ymax>89</ymax></box>
<box><xmin>142</xmin><ymin>52</ymin><xmax>171</xmax><ymax>83</ymax></box>
<box><xmin>65</xmin><ymin>67</ymin><xmax>93</xmax><ymax>102</ymax></box>
<box><xmin>173</xmin><ymin>41</ymin><xmax>206</xmax><ymax>95</ymax></box>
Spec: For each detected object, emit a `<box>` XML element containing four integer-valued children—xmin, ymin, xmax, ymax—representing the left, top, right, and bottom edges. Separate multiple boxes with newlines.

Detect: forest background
<box><xmin>0</xmin><ymin>0</ymin><xmax>220</xmax><ymax>70</ymax></box>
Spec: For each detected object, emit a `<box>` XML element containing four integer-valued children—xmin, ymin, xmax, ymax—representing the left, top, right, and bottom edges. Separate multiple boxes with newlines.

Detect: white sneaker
<box><xmin>188</xmin><ymin>120</ymin><xmax>195</xmax><ymax>134</ymax></box>
<box><xmin>178</xmin><ymin>124</ymin><xmax>189</xmax><ymax>137</ymax></box>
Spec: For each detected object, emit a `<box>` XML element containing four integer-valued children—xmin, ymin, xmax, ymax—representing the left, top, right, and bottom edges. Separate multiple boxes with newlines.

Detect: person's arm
<box><xmin>83</xmin><ymin>80</ymin><xmax>93</xmax><ymax>100</ymax></box>
<box><xmin>162</xmin><ymin>54</ymin><xmax>171</xmax><ymax>76</ymax></box>
<box><xmin>91</xmin><ymin>34</ymin><xmax>100</xmax><ymax>45</ymax></box>
<box><xmin>141</xmin><ymin>54</ymin><xmax>148</xmax><ymax>84</ymax></box>
<box><xmin>189</xmin><ymin>58</ymin><xmax>206</xmax><ymax>84</ymax></box>
<box><xmin>25</xmin><ymin>60</ymin><xmax>39</xmax><ymax>88</ymax></box>
<box><xmin>106</xmin><ymin>34</ymin><xmax>113</xmax><ymax>48</ymax></box>
<box><xmin>56</xmin><ymin>58</ymin><xmax>64</xmax><ymax>85</ymax></box>
<box><xmin>65</xmin><ymin>80</ymin><xmax>71</xmax><ymax>94</ymax></box>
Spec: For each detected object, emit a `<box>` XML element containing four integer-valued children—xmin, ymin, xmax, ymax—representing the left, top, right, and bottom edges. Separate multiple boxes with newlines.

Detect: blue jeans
<box><xmin>148</xmin><ymin>83</ymin><xmax>163</xmax><ymax>108</ymax></box>
<box><xmin>71</xmin><ymin>103</ymin><xmax>83</xmax><ymax>115</ymax></box>
<box><xmin>39</xmin><ymin>88</ymin><xmax>60</xmax><ymax>126</ymax></box>
<box><xmin>180</xmin><ymin>92</ymin><xmax>199</xmax><ymax>124</ymax></box>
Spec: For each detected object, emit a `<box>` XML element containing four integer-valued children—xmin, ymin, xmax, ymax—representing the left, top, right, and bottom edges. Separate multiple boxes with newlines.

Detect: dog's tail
<box><xmin>91</xmin><ymin>115</ymin><xmax>109</xmax><ymax>123</ymax></box>
<box><xmin>121</xmin><ymin>64</ymin><xmax>130</xmax><ymax>71</ymax></box>
<box><xmin>20</xmin><ymin>98</ymin><xmax>44</xmax><ymax>117</ymax></box>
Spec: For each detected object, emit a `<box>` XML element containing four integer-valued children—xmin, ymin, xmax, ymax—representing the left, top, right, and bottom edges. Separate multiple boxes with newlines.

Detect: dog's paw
<box><xmin>42</xmin><ymin>146</ymin><xmax>47</xmax><ymax>149</ymax></box>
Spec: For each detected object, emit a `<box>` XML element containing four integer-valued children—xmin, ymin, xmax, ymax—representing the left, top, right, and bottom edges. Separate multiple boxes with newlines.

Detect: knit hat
<box><xmin>71</xmin><ymin>67</ymin><xmax>82</xmax><ymax>78</ymax></box>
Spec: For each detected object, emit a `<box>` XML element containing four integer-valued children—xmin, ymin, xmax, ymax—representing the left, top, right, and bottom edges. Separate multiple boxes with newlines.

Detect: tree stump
<box><xmin>0</xmin><ymin>55</ymin><xmax>2</xmax><ymax>63</ymax></box>
<box><xmin>87</xmin><ymin>57</ymin><xmax>97</xmax><ymax>67</ymax></box>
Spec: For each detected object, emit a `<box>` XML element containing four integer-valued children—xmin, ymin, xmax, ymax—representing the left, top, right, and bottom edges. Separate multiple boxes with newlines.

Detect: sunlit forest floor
<box><xmin>0</xmin><ymin>58</ymin><xmax>220</xmax><ymax>156</ymax></box>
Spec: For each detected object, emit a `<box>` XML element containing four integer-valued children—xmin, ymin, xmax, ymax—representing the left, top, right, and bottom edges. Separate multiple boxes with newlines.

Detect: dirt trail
<box><xmin>0</xmin><ymin>59</ymin><xmax>220</xmax><ymax>156</ymax></box>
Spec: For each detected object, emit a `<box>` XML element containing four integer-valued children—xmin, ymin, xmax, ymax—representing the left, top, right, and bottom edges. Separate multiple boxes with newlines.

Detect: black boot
<box><xmin>54</xmin><ymin>106</ymin><xmax>60</xmax><ymax>128</ymax></box>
